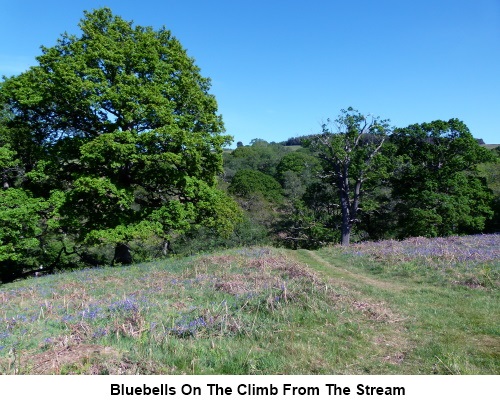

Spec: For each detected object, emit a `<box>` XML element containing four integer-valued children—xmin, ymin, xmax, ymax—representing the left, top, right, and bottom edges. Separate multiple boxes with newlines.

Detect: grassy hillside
<box><xmin>0</xmin><ymin>234</ymin><xmax>498</xmax><ymax>375</ymax></box>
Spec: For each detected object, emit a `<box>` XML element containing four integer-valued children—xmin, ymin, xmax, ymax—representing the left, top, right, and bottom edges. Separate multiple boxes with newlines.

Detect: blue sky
<box><xmin>1</xmin><ymin>0</ymin><xmax>499</xmax><ymax>144</ymax></box>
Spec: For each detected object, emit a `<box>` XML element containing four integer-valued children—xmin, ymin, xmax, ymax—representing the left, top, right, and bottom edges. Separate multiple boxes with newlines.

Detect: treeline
<box><xmin>279</xmin><ymin>135</ymin><xmax>317</xmax><ymax>146</ymax></box>
<box><xmin>217</xmin><ymin>118</ymin><xmax>499</xmax><ymax>250</ymax></box>
<box><xmin>0</xmin><ymin>8</ymin><xmax>498</xmax><ymax>283</ymax></box>
<box><xmin>279</xmin><ymin>134</ymin><xmax>488</xmax><ymax>147</ymax></box>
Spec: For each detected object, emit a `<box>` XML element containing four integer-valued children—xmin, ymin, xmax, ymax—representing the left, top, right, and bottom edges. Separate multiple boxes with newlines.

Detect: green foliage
<box><xmin>223</xmin><ymin>141</ymin><xmax>288</xmax><ymax>179</ymax></box>
<box><xmin>0</xmin><ymin>189</ymin><xmax>46</xmax><ymax>262</ymax></box>
<box><xmin>0</xmin><ymin>8</ymin><xmax>240</xmax><ymax>281</ymax></box>
<box><xmin>189</xmin><ymin>180</ymin><xmax>243</xmax><ymax>238</ymax></box>
<box><xmin>0</xmin><ymin>189</ymin><xmax>51</xmax><ymax>282</ymax></box>
<box><xmin>391</xmin><ymin>119</ymin><xmax>495</xmax><ymax>237</ymax></box>
<box><xmin>0</xmin><ymin>144</ymin><xmax>19</xmax><ymax>189</ymax></box>
<box><xmin>174</xmin><ymin>216</ymin><xmax>269</xmax><ymax>256</ymax></box>
<box><xmin>280</xmin><ymin>134</ymin><xmax>316</xmax><ymax>146</ymax></box>
<box><xmin>228</xmin><ymin>169</ymin><xmax>283</xmax><ymax>204</ymax></box>
<box><xmin>273</xmin><ymin>199</ymin><xmax>338</xmax><ymax>249</ymax></box>
<box><xmin>306</xmin><ymin>107</ymin><xmax>392</xmax><ymax>245</ymax></box>
<box><xmin>478</xmin><ymin>151</ymin><xmax>500</xmax><ymax>233</ymax></box>
<box><xmin>275</xmin><ymin>152</ymin><xmax>321</xmax><ymax>185</ymax></box>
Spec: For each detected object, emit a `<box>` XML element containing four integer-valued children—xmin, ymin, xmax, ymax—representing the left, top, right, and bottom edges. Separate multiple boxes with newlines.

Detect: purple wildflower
<box><xmin>92</xmin><ymin>328</ymin><xmax>108</xmax><ymax>338</ymax></box>
<box><xmin>169</xmin><ymin>316</ymin><xmax>208</xmax><ymax>338</ymax></box>
<box><xmin>109</xmin><ymin>298</ymin><xmax>139</xmax><ymax>312</ymax></box>
<box><xmin>61</xmin><ymin>314</ymin><xmax>74</xmax><ymax>322</ymax></box>
<box><xmin>81</xmin><ymin>305</ymin><xmax>102</xmax><ymax>320</ymax></box>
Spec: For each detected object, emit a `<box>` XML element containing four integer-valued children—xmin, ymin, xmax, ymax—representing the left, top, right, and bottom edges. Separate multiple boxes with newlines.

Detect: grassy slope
<box><xmin>292</xmin><ymin>246</ymin><xmax>499</xmax><ymax>375</ymax></box>
<box><xmin>0</xmin><ymin>238</ymin><xmax>498</xmax><ymax>375</ymax></box>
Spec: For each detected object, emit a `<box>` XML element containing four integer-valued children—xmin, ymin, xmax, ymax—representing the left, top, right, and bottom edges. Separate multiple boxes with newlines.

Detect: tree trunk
<box><xmin>341</xmin><ymin>178</ymin><xmax>362</xmax><ymax>246</ymax></box>
<box><xmin>339</xmin><ymin>173</ymin><xmax>351</xmax><ymax>246</ymax></box>
<box><xmin>341</xmin><ymin>225</ymin><xmax>350</xmax><ymax>246</ymax></box>
<box><xmin>340</xmin><ymin>201</ymin><xmax>351</xmax><ymax>246</ymax></box>
<box><xmin>162</xmin><ymin>240</ymin><xmax>175</xmax><ymax>255</ymax></box>
<box><xmin>112</xmin><ymin>243</ymin><xmax>132</xmax><ymax>265</ymax></box>
<box><xmin>340</xmin><ymin>193</ymin><xmax>352</xmax><ymax>246</ymax></box>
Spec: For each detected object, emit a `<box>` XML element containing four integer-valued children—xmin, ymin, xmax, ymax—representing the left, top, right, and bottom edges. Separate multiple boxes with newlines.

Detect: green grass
<box><xmin>293</xmin><ymin>239</ymin><xmax>499</xmax><ymax>374</ymax></box>
<box><xmin>0</xmin><ymin>238</ymin><xmax>498</xmax><ymax>375</ymax></box>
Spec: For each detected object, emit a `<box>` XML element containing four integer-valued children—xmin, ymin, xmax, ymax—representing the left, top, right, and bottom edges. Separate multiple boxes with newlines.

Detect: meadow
<box><xmin>0</xmin><ymin>234</ymin><xmax>498</xmax><ymax>374</ymax></box>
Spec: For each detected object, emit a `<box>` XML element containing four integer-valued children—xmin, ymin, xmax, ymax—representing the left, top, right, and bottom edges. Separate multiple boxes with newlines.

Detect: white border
<box><xmin>1</xmin><ymin>375</ymin><xmax>498</xmax><ymax>404</ymax></box>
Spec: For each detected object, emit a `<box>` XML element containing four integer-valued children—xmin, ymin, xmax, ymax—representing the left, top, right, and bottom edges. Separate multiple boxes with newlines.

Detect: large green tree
<box><xmin>306</xmin><ymin>107</ymin><xmax>391</xmax><ymax>245</ymax></box>
<box><xmin>0</xmin><ymin>8</ymin><xmax>240</xmax><ymax>280</ymax></box>
<box><xmin>228</xmin><ymin>169</ymin><xmax>283</xmax><ymax>204</ymax></box>
<box><xmin>391</xmin><ymin>119</ymin><xmax>495</xmax><ymax>237</ymax></box>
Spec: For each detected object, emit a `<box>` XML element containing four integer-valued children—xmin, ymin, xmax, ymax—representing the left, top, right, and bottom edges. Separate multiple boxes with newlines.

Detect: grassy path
<box><xmin>291</xmin><ymin>248</ymin><xmax>500</xmax><ymax>374</ymax></box>
<box><xmin>296</xmin><ymin>249</ymin><xmax>405</xmax><ymax>291</ymax></box>
<box><xmin>291</xmin><ymin>249</ymin><xmax>415</xmax><ymax>372</ymax></box>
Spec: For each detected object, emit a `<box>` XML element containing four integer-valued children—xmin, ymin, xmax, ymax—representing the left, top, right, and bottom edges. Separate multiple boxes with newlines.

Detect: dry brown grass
<box><xmin>27</xmin><ymin>344</ymin><xmax>120</xmax><ymax>374</ymax></box>
<box><xmin>352</xmin><ymin>300</ymin><xmax>407</xmax><ymax>323</ymax></box>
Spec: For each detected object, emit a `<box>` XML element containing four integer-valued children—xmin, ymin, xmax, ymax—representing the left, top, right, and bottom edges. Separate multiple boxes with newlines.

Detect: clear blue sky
<box><xmin>1</xmin><ymin>0</ymin><xmax>499</xmax><ymax>145</ymax></box>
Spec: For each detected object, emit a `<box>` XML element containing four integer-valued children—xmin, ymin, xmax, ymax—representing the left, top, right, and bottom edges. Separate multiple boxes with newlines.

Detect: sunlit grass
<box><xmin>335</xmin><ymin>234</ymin><xmax>500</xmax><ymax>288</ymax></box>
<box><xmin>297</xmin><ymin>234</ymin><xmax>499</xmax><ymax>374</ymax></box>
<box><xmin>0</xmin><ymin>236</ymin><xmax>498</xmax><ymax>374</ymax></box>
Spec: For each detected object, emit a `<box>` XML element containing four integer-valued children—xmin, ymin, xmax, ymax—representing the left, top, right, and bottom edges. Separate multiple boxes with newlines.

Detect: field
<box><xmin>0</xmin><ymin>234</ymin><xmax>498</xmax><ymax>375</ymax></box>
